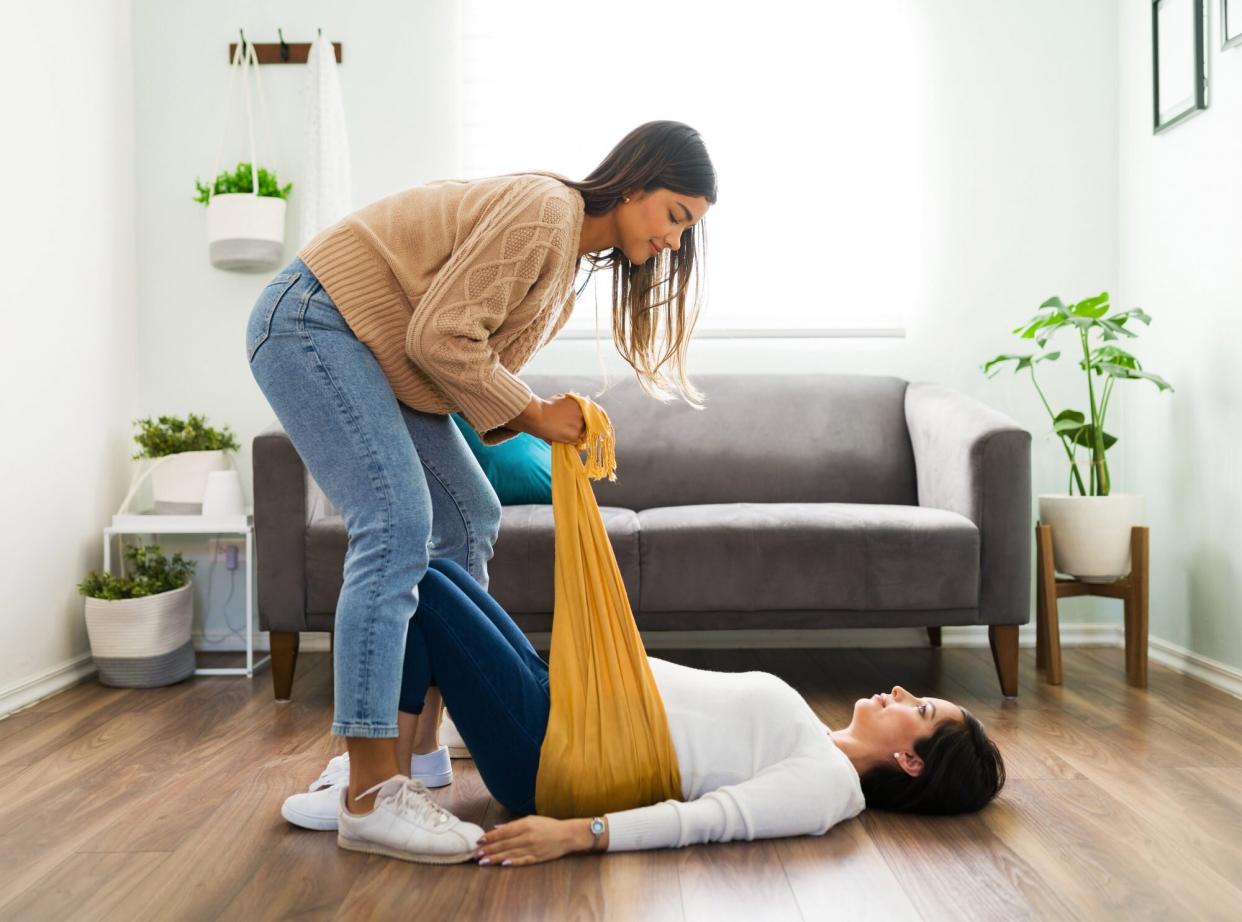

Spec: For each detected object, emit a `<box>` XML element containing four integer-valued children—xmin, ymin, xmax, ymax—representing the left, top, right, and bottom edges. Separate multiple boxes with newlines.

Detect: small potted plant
<box><xmin>78</xmin><ymin>544</ymin><xmax>197</xmax><ymax>687</ymax></box>
<box><xmin>194</xmin><ymin>161</ymin><xmax>292</xmax><ymax>271</ymax></box>
<box><xmin>132</xmin><ymin>413</ymin><xmax>241</xmax><ymax>513</ymax></box>
<box><xmin>983</xmin><ymin>291</ymin><xmax>1173</xmax><ymax>582</ymax></box>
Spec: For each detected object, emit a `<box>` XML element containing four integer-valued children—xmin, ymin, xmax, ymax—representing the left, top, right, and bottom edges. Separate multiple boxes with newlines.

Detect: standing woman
<box><xmin>245</xmin><ymin>120</ymin><xmax>716</xmax><ymax>861</ymax></box>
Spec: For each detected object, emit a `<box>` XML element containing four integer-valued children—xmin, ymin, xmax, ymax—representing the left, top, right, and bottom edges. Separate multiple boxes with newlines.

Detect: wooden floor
<box><xmin>1</xmin><ymin>644</ymin><xmax>1239</xmax><ymax>921</ymax></box>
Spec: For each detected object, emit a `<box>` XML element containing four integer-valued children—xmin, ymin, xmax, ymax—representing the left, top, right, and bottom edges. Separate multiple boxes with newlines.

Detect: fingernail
<box><xmin>478</xmin><ymin>858</ymin><xmax>490</xmax><ymax>866</ymax></box>
<box><xmin>476</xmin><ymin>849</ymin><xmax>485</xmax><ymax>857</ymax></box>
<box><xmin>502</xmin><ymin>859</ymin><xmax>512</xmax><ymax>867</ymax></box>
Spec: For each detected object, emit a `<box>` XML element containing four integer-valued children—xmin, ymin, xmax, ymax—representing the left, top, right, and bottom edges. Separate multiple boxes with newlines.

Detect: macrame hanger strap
<box><xmin>210</xmin><ymin>37</ymin><xmax>247</xmax><ymax>191</ymax></box>
<box><xmin>240</xmin><ymin>39</ymin><xmax>260</xmax><ymax>195</ymax></box>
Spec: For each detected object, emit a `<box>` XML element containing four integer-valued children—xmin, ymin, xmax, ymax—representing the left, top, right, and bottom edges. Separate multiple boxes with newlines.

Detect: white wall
<box><xmin>1</xmin><ymin>0</ymin><xmax>1128</xmax><ymax>707</ymax></box>
<box><xmin>1118</xmin><ymin>1</ymin><xmax>1242</xmax><ymax>673</ymax></box>
<box><xmin>0</xmin><ymin>0</ymin><xmax>139</xmax><ymax>707</ymax></box>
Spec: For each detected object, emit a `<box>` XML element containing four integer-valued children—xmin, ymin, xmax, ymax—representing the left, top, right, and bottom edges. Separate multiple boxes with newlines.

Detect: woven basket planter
<box><xmin>83</xmin><ymin>580</ymin><xmax>196</xmax><ymax>687</ymax></box>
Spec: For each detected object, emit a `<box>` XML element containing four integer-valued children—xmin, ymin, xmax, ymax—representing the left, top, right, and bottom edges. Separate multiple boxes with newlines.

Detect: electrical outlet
<box><xmin>210</xmin><ymin>539</ymin><xmax>246</xmax><ymax>569</ymax></box>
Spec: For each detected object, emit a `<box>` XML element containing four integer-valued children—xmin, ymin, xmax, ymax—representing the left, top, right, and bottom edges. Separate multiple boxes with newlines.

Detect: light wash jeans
<box><xmin>245</xmin><ymin>256</ymin><xmax>504</xmax><ymax>738</ymax></box>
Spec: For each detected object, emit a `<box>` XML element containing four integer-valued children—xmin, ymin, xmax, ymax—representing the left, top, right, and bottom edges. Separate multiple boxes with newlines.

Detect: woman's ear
<box><xmin>894</xmin><ymin>751</ymin><xmax>925</xmax><ymax>778</ymax></box>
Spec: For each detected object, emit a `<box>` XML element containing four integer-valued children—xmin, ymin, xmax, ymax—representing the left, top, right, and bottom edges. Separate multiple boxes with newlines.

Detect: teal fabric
<box><xmin>450</xmin><ymin>413</ymin><xmax>552</xmax><ymax>505</ymax></box>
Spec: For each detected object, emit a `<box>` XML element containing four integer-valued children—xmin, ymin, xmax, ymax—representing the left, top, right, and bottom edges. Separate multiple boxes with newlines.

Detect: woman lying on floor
<box><xmin>282</xmin><ymin>558</ymin><xmax>1006</xmax><ymax>866</ymax></box>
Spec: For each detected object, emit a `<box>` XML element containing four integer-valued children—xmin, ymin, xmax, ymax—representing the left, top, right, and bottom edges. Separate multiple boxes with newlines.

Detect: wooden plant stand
<box><xmin>1035</xmin><ymin>523</ymin><xmax>1149</xmax><ymax>688</ymax></box>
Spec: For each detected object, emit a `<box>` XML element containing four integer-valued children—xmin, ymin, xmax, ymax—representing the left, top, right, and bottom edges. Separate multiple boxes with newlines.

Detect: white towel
<box><xmin>298</xmin><ymin>33</ymin><xmax>352</xmax><ymax>247</ymax></box>
<box><xmin>300</xmin><ymin>33</ymin><xmax>351</xmax><ymax>523</ymax></box>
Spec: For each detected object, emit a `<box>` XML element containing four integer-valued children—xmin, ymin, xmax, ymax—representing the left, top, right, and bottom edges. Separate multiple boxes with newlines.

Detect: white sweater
<box><xmin>604</xmin><ymin>657</ymin><xmax>866</xmax><ymax>852</ymax></box>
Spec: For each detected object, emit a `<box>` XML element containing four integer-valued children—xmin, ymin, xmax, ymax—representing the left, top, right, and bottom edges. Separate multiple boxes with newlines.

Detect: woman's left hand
<box><xmin>475</xmin><ymin>815</ymin><xmax>586</xmax><ymax>867</ymax></box>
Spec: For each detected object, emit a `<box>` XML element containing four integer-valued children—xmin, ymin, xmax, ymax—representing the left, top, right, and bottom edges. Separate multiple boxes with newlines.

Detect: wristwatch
<box><xmin>589</xmin><ymin>816</ymin><xmax>607</xmax><ymax>851</ymax></box>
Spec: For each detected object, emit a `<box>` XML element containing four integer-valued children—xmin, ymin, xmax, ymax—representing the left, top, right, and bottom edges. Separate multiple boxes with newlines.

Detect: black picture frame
<box><xmin>1225</xmin><ymin>0</ymin><xmax>1242</xmax><ymax>49</ymax></box>
<box><xmin>1152</xmin><ymin>0</ymin><xmax>1208</xmax><ymax>133</ymax></box>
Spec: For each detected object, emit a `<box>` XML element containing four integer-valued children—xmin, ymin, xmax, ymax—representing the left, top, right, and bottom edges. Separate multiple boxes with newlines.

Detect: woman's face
<box><xmin>619</xmin><ymin>188</ymin><xmax>710</xmax><ymax>264</ymax></box>
<box><xmin>848</xmin><ymin>685</ymin><xmax>965</xmax><ymax>774</ymax></box>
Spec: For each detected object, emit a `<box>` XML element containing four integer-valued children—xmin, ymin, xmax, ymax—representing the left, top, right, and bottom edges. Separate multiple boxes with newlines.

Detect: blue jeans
<box><xmin>403</xmin><ymin>558</ymin><xmax>550</xmax><ymax>815</ymax></box>
<box><xmin>246</xmin><ymin>256</ymin><xmax>504</xmax><ymax>738</ymax></box>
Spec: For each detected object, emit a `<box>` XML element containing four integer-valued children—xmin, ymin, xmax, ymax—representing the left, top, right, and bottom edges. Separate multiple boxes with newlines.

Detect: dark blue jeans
<box><xmin>402</xmin><ymin>558</ymin><xmax>550</xmax><ymax>815</ymax></box>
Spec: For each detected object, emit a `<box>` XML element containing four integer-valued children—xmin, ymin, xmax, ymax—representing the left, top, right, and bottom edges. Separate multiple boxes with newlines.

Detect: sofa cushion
<box><xmin>520</xmin><ymin>373</ymin><xmax>918</xmax><ymax>510</ymax></box>
<box><xmin>450</xmin><ymin>412</ymin><xmax>552</xmax><ymax>505</ymax></box>
<box><xmin>488</xmin><ymin>505</ymin><xmax>642</xmax><ymax>614</ymax></box>
<box><xmin>305</xmin><ymin>504</ymin><xmax>641</xmax><ymax>616</ymax></box>
<box><xmin>636</xmin><ymin>503</ymin><xmax>979</xmax><ymax>612</ymax></box>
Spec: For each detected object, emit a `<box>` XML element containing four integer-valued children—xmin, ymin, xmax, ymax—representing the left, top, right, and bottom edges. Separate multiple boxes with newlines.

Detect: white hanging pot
<box><xmin>204</xmin><ymin>37</ymin><xmax>289</xmax><ymax>272</ymax></box>
<box><xmin>1038</xmin><ymin>493</ymin><xmax>1144</xmax><ymax>583</ymax></box>
<box><xmin>207</xmin><ymin>193</ymin><xmax>286</xmax><ymax>270</ymax></box>
<box><xmin>150</xmin><ymin>450</ymin><xmax>232</xmax><ymax>512</ymax></box>
<box><xmin>84</xmin><ymin>581</ymin><xmax>196</xmax><ymax>687</ymax></box>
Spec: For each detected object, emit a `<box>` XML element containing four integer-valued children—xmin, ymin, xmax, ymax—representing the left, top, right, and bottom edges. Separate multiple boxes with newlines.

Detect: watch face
<box><xmin>590</xmin><ymin>819</ymin><xmax>605</xmax><ymax>833</ymax></box>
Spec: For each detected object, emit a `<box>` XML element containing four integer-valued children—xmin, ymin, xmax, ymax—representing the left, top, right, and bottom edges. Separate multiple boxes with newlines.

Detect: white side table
<box><xmin>102</xmin><ymin>511</ymin><xmax>271</xmax><ymax>677</ymax></box>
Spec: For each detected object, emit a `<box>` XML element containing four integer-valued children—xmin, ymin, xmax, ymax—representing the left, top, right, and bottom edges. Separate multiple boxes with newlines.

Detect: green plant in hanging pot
<box><xmin>78</xmin><ymin>543</ymin><xmax>197</xmax><ymax>687</ymax></box>
<box><xmin>982</xmin><ymin>291</ymin><xmax>1173</xmax><ymax>582</ymax></box>
<box><xmin>194</xmin><ymin>160</ymin><xmax>292</xmax><ymax>272</ymax></box>
<box><xmin>131</xmin><ymin>413</ymin><xmax>241</xmax><ymax>514</ymax></box>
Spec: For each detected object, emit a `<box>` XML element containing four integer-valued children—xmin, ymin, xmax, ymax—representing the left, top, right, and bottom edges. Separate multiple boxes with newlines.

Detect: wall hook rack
<box><xmin>227</xmin><ymin>30</ymin><xmax>342</xmax><ymax>65</ymax></box>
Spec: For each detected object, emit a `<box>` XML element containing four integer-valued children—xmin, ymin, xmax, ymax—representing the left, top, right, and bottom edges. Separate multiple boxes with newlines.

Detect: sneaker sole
<box><xmin>415</xmin><ymin>768</ymin><xmax>454</xmax><ymax>788</ymax></box>
<box><xmin>282</xmin><ymin>801</ymin><xmax>339</xmax><ymax>832</ymax></box>
<box><xmin>337</xmin><ymin>833</ymin><xmax>476</xmax><ymax>864</ymax></box>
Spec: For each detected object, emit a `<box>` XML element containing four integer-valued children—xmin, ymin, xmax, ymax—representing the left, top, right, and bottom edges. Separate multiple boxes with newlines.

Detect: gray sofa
<box><xmin>252</xmin><ymin>373</ymin><xmax>1032</xmax><ymax>698</ymax></box>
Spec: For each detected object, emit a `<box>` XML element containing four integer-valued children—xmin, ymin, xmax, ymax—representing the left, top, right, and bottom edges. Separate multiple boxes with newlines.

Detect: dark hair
<box><xmin>513</xmin><ymin>120</ymin><xmax>718</xmax><ymax>408</ymax></box>
<box><xmin>859</xmin><ymin>708</ymin><xmax>1005</xmax><ymax>815</ymax></box>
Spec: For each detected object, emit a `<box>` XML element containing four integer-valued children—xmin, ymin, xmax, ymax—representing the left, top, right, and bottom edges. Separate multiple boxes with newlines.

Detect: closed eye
<box><xmin>668</xmin><ymin>211</ymin><xmax>678</xmax><ymax>224</ymax></box>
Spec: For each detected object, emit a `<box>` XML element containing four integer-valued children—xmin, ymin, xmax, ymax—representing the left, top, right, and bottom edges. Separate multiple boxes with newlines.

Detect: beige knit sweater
<box><xmin>297</xmin><ymin>172</ymin><xmax>585</xmax><ymax>445</ymax></box>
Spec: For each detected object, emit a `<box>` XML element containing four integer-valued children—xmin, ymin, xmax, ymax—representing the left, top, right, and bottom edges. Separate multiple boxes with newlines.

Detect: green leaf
<box><xmin>1071</xmin><ymin>291</ymin><xmax>1110</xmax><ymax>318</ymax></box>
<box><xmin>1095</xmin><ymin>363</ymin><xmax>1174</xmax><ymax>392</ymax></box>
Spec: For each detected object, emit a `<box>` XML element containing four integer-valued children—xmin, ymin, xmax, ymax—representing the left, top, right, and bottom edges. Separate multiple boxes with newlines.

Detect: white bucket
<box><xmin>1038</xmin><ymin>493</ymin><xmax>1144</xmax><ymax>582</ymax></box>
<box><xmin>150</xmin><ymin>450</ymin><xmax>231</xmax><ymax>512</ymax></box>
<box><xmin>84</xmin><ymin>581</ymin><xmax>196</xmax><ymax>687</ymax></box>
<box><xmin>206</xmin><ymin>193</ymin><xmax>286</xmax><ymax>271</ymax></box>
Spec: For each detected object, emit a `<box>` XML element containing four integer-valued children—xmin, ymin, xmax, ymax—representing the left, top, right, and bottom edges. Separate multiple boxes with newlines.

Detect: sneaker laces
<box><xmin>365</xmin><ymin>776</ymin><xmax>453</xmax><ymax>828</ymax></box>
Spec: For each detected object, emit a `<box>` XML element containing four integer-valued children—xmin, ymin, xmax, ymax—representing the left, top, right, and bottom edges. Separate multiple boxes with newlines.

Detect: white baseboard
<box><xmin>0</xmin><ymin>653</ymin><xmax>97</xmax><ymax>720</ymax></box>
<box><xmin>5</xmin><ymin>622</ymin><xmax>1239</xmax><ymax>720</ymax></box>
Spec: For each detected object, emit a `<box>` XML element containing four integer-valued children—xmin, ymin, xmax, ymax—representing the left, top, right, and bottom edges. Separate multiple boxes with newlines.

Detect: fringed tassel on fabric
<box><xmin>570</xmin><ymin>393</ymin><xmax>618</xmax><ymax>483</ymax></box>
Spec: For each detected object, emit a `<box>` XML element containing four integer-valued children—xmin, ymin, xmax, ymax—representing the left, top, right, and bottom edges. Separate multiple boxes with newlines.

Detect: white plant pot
<box><xmin>1038</xmin><ymin>493</ymin><xmax>1144</xmax><ymax>583</ymax></box>
<box><xmin>84</xmin><ymin>580</ymin><xmax>195</xmax><ymax>687</ymax></box>
<box><xmin>150</xmin><ymin>450</ymin><xmax>231</xmax><ymax>513</ymax></box>
<box><xmin>206</xmin><ymin>193</ymin><xmax>286</xmax><ymax>271</ymax></box>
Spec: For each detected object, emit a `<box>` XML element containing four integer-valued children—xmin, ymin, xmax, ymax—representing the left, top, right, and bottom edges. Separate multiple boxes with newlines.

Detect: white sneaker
<box><xmin>281</xmin><ymin>747</ymin><xmax>452</xmax><ymax>831</ymax></box>
<box><xmin>441</xmin><ymin>710</ymin><xmax>472</xmax><ymax>759</ymax></box>
<box><xmin>337</xmin><ymin>774</ymin><xmax>483</xmax><ymax>864</ymax></box>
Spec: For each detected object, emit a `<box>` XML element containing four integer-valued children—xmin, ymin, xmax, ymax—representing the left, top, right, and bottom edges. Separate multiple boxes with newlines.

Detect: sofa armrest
<box><xmin>904</xmin><ymin>382</ymin><xmax>1031</xmax><ymax>626</ymax></box>
<box><xmin>253</xmin><ymin>421</ymin><xmax>308</xmax><ymax>632</ymax></box>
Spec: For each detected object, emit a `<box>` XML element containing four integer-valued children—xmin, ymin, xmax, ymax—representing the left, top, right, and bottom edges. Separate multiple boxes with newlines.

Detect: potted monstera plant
<box><xmin>194</xmin><ymin>161</ymin><xmax>292</xmax><ymax>271</ymax></box>
<box><xmin>983</xmin><ymin>292</ymin><xmax>1173</xmax><ymax>582</ymax></box>
<box><xmin>132</xmin><ymin>413</ymin><xmax>241</xmax><ymax>513</ymax></box>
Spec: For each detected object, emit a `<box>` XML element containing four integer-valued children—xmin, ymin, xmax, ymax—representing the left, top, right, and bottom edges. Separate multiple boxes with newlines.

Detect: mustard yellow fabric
<box><xmin>534</xmin><ymin>393</ymin><xmax>683</xmax><ymax>819</ymax></box>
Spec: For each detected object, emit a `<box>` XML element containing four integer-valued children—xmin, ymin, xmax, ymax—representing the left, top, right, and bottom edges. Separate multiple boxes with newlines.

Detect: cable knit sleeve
<box><xmin>603</xmin><ymin>751</ymin><xmax>864</xmax><ymax>852</ymax></box>
<box><xmin>403</xmin><ymin>181</ymin><xmax>576</xmax><ymax>435</ymax></box>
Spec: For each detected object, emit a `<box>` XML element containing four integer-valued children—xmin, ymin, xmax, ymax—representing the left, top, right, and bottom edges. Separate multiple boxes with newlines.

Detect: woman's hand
<box><xmin>475</xmin><ymin>815</ymin><xmax>592</xmax><ymax>867</ymax></box>
<box><xmin>509</xmin><ymin>394</ymin><xmax>585</xmax><ymax>445</ymax></box>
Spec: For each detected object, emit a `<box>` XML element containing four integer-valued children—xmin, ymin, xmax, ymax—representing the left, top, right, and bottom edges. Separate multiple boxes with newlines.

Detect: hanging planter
<box><xmin>194</xmin><ymin>37</ymin><xmax>292</xmax><ymax>272</ymax></box>
<box><xmin>198</xmin><ymin>165</ymin><xmax>291</xmax><ymax>271</ymax></box>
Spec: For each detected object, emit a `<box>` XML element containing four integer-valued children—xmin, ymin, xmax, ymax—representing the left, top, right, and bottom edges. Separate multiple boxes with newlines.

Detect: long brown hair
<box><xmin>514</xmin><ymin>120</ymin><xmax>717</xmax><ymax>408</ymax></box>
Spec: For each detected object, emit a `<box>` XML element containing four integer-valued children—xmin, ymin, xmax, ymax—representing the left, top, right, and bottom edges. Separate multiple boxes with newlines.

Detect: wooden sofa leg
<box><xmin>988</xmin><ymin>625</ymin><xmax>1019</xmax><ymax>697</ymax></box>
<box><xmin>927</xmin><ymin>626</ymin><xmax>942</xmax><ymax>647</ymax></box>
<box><xmin>271</xmin><ymin>631</ymin><xmax>299</xmax><ymax>701</ymax></box>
